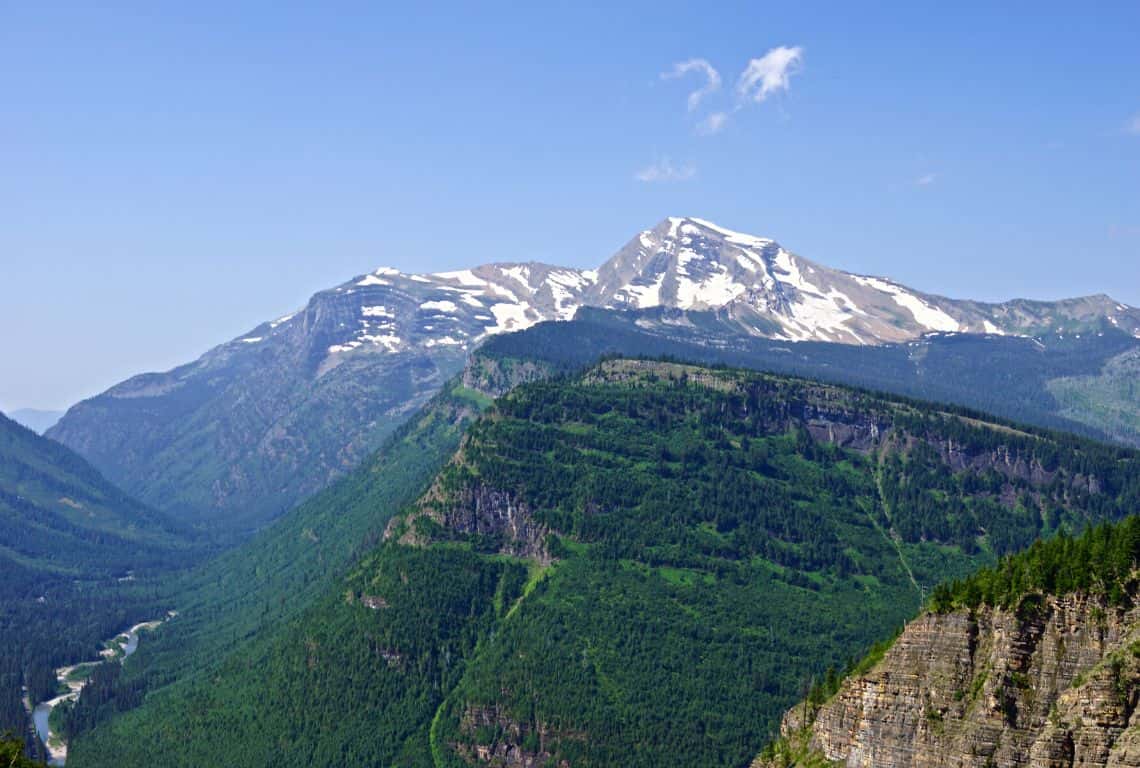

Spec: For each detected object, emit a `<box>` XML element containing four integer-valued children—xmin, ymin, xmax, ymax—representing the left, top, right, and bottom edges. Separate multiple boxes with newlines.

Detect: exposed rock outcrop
<box><xmin>453</xmin><ymin>705</ymin><xmax>573</xmax><ymax>768</ymax></box>
<box><xmin>759</xmin><ymin>594</ymin><xmax>1140</xmax><ymax>767</ymax></box>
<box><xmin>462</xmin><ymin>356</ymin><xmax>554</xmax><ymax>398</ymax></box>
<box><xmin>435</xmin><ymin>484</ymin><xmax>553</xmax><ymax>564</ymax></box>
<box><xmin>386</xmin><ymin>479</ymin><xmax>553</xmax><ymax>564</ymax></box>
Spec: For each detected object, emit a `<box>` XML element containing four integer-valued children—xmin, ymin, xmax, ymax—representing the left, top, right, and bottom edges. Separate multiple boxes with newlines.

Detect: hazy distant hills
<box><xmin>46</xmin><ymin>217</ymin><xmax>1140</xmax><ymax>533</ymax></box>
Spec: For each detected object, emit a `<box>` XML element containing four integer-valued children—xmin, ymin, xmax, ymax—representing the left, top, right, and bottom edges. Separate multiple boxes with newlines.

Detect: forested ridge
<box><xmin>481</xmin><ymin>309</ymin><xmax>1140</xmax><ymax>447</ymax></box>
<box><xmin>930</xmin><ymin>514</ymin><xmax>1140</xmax><ymax>613</ymax></box>
<box><xmin>66</xmin><ymin>359</ymin><xmax>1140</xmax><ymax>767</ymax></box>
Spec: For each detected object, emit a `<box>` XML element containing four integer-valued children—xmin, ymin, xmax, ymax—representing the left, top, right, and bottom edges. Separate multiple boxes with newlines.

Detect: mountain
<box><xmin>760</xmin><ymin>515</ymin><xmax>1140</xmax><ymax>768</ymax></box>
<box><xmin>6</xmin><ymin>409</ymin><xmax>64</xmax><ymax>434</ymax></box>
<box><xmin>47</xmin><ymin>217</ymin><xmax>1140</xmax><ymax>532</ymax></box>
<box><xmin>585</xmin><ymin>218</ymin><xmax>1140</xmax><ymax>343</ymax></box>
<box><xmin>65</xmin><ymin>360</ymin><xmax>1140</xmax><ymax>768</ymax></box>
<box><xmin>0</xmin><ymin>411</ymin><xmax>202</xmax><ymax>758</ymax></box>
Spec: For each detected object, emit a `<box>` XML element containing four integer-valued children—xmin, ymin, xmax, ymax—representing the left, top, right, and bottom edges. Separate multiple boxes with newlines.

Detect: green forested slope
<box><xmin>0</xmin><ymin>409</ymin><xmax>190</xmax><ymax>571</ymax></box>
<box><xmin>930</xmin><ymin>514</ymin><xmax>1140</xmax><ymax>613</ymax></box>
<box><xmin>68</xmin><ymin>360</ymin><xmax>1140</xmax><ymax>767</ymax></box>
<box><xmin>59</xmin><ymin>376</ymin><xmax>497</xmax><ymax>761</ymax></box>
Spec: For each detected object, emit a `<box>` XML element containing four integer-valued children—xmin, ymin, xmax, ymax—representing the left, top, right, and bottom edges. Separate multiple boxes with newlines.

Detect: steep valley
<box><xmin>0</xmin><ymin>411</ymin><xmax>203</xmax><ymax>761</ymax></box>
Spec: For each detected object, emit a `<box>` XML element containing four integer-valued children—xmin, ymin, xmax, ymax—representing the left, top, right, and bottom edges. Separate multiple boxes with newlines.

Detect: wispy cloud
<box><xmin>915</xmin><ymin>173</ymin><xmax>937</xmax><ymax>187</ymax></box>
<box><xmin>697</xmin><ymin>111</ymin><xmax>728</xmax><ymax>136</ymax></box>
<box><xmin>661</xmin><ymin>58</ymin><xmax>722</xmax><ymax>112</ymax></box>
<box><xmin>736</xmin><ymin>46</ymin><xmax>804</xmax><ymax>105</ymax></box>
<box><xmin>657</xmin><ymin>46</ymin><xmax>804</xmax><ymax>137</ymax></box>
<box><xmin>1125</xmin><ymin>113</ymin><xmax>1140</xmax><ymax>135</ymax></box>
<box><xmin>634</xmin><ymin>157</ymin><xmax>696</xmax><ymax>183</ymax></box>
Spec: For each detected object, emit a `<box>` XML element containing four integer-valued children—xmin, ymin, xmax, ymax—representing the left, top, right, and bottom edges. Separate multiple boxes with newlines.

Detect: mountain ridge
<box><xmin>46</xmin><ymin>217</ymin><xmax>1140</xmax><ymax>528</ymax></box>
<box><xmin>204</xmin><ymin>216</ymin><xmax>1140</xmax><ymax>355</ymax></box>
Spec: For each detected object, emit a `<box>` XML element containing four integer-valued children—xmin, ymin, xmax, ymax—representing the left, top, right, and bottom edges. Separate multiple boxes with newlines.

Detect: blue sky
<box><xmin>2</xmin><ymin>1</ymin><xmax>1138</xmax><ymax>410</ymax></box>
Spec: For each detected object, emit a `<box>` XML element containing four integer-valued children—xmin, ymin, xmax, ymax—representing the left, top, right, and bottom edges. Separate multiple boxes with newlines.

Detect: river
<box><xmin>31</xmin><ymin>614</ymin><xmax>173</xmax><ymax>766</ymax></box>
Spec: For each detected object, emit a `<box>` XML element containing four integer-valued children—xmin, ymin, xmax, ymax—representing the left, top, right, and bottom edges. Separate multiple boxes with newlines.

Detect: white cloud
<box><xmin>696</xmin><ymin>111</ymin><xmax>728</xmax><ymax>136</ymax></box>
<box><xmin>1125</xmin><ymin>114</ymin><xmax>1140</xmax><ymax>135</ymax></box>
<box><xmin>915</xmin><ymin>173</ymin><xmax>937</xmax><ymax>186</ymax></box>
<box><xmin>736</xmin><ymin>46</ymin><xmax>804</xmax><ymax>105</ymax></box>
<box><xmin>634</xmin><ymin>158</ymin><xmax>696</xmax><ymax>183</ymax></box>
<box><xmin>661</xmin><ymin>58</ymin><xmax>722</xmax><ymax>112</ymax></box>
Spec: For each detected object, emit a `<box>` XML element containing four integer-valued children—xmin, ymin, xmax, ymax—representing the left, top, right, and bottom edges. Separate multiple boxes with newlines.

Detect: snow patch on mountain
<box><xmin>359</xmin><ymin>332</ymin><xmax>402</xmax><ymax>352</ymax></box>
<box><xmin>500</xmin><ymin>265</ymin><xmax>531</xmax><ymax>285</ymax></box>
<box><xmin>853</xmin><ymin>275</ymin><xmax>961</xmax><ymax>333</ymax></box>
<box><xmin>424</xmin><ymin>336</ymin><xmax>463</xmax><ymax>347</ymax></box>
<box><xmin>674</xmin><ymin>259</ymin><xmax>745</xmax><ymax>308</ymax></box>
<box><xmin>488</xmin><ymin>303</ymin><xmax>536</xmax><ymax>334</ymax></box>
<box><xmin>419</xmin><ymin>300</ymin><xmax>459</xmax><ymax>313</ymax></box>
<box><xmin>433</xmin><ymin>269</ymin><xmax>485</xmax><ymax>287</ymax></box>
<box><xmin>689</xmin><ymin>217</ymin><xmax>775</xmax><ymax>250</ymax></box>
<box><xmin>546</xmin><ymin>269</ymin><xmax>595</xmax><ymax>319</ymax></box>
<box><xmin>617</xmin><ymin>271</ymin><xmax>667</xmax><ymax>309</ymax></box>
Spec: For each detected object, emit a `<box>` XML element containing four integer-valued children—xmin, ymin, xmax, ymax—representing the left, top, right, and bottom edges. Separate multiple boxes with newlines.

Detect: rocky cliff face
<box><xmin>432</xmin><ymin>484</ymin><xmax>553</xmax><ymax>564</ymax></box>
<box><xmin>461</xmin><ymin>355</ymin><xmax>554</xmax><ymax>398</ymax></box>
<box><xmin>388</xmin><ymin>469</ymin><xmax>554</xmax><ymax>563</ymax></box>
<box><xmin>453</xmin><ymin>705</ymin><xmax>573</xmax><ymax>768</ymax></box>
<box><xmin>760</xmin><ymin>593</ymin><xmax>1140</xmax><ymax>767</ymax></box>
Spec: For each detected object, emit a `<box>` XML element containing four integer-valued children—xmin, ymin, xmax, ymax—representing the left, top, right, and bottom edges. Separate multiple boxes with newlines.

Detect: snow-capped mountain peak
<box><xmin>586</xmin><ymin>216</ymin><xmax>960</xmax><ymax>343</ymax></box>
<box><xmin>231</xmin><ymin>217</ymin><xmax>1139</xmax><ymax>368</ymax></box>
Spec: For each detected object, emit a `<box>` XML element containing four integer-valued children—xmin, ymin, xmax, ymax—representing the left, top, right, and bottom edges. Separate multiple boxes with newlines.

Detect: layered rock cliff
<box><xmin>759</xmin><ymin>592</ymin><xmax>1140</xmax><ymax>767</ymax></box>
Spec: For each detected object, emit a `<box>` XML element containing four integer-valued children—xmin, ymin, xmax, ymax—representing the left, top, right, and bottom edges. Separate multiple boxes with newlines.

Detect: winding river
<box><xmin>31</xmin><ymin>614</ymin><xmax>173</xmax><ymax>765</ymax></box>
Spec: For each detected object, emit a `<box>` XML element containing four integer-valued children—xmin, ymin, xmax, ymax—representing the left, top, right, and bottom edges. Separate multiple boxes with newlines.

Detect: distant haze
<box><xmin>6</xmin><ymin>409</ymin><xmax>64</xmax><ymax>435</ymax></box>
